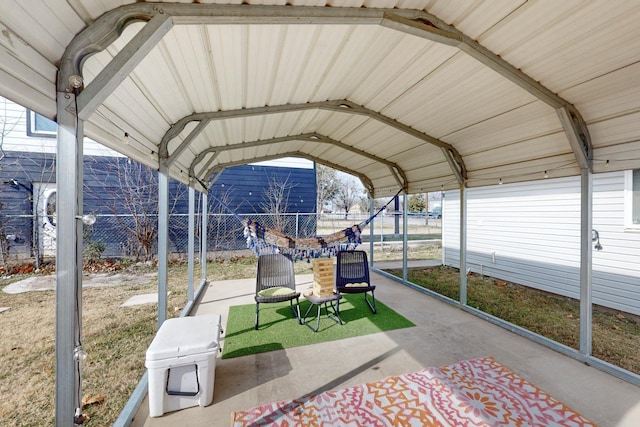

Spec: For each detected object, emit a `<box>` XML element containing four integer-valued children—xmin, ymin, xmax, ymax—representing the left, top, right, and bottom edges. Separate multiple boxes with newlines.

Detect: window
<box><xmin>26</xmin><ymin>110</ymin><xmax>57</xmax><ymax>137</ymax></box>
<box><xmin>625</xmin><ymin>170</ymin><xmax>640</xmax><ymax>228</ymax></box>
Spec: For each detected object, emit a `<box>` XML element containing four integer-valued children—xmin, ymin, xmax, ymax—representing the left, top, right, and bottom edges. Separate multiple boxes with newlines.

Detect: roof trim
<box><xmin>161</xmin><ymin>99</ymin><xmax>464</xmax><ymax>186</ymax></box>
<box><xmin>203</xmin><ymin>151</ymin><xmax>376</xmax><ymax>196</ymax></box>
<box><xmin>188</xmin><ymin>132</ymin><xmax>407</xmax><ymax>191</ymax></box>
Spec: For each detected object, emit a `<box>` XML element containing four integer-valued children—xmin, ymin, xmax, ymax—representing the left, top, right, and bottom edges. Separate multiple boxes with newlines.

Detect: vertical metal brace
<box><xmin>157</xmin><ymin>165</ymin><xmax>169</xmax><ymax>327</ymax></box>
<box><xmin>402</xmin><ymin>193</ymin><xmax>408</xmax><ymax>282</ymax></box>
<box><xmin>369</xmin><ymin>196</ymin><xmax>375</xmax><ymax>267</ymax></box>
<box><xmin>188</xmin><ymin>186</ymin><xmax>195</xmax><ymax>302</ymax></box>
<box><xmin>201</xmin><ymin>192</ymin><xmax>208</xmax><ymax>280</ymax></box>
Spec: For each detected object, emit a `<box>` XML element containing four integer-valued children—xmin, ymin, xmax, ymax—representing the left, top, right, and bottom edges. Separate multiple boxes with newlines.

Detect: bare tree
<box><xmin>316</xmin><ymin>164</ymin><xmax>338</xmax><ymax>213</ymax></box>
<box><xmin>357</xmin><ymin>195</ymin><xmax>370</xmax><ymax>213</ymax></box>
<box><xmin>206</xmin><ymin>188</ymin><xmax>244</xmax><ymax>256</ymax></box>
<box><xmin>258</xmin><ymin>172</ymin><xmax>297</xmax><ymax>233</ymax></box>
<box><xmin>0</xmin><ymin>99</ymin><xmax>24</xmax><ymax>268</ymax></box>
<box><xmin>334</xmin><ymin>174</ymin><xmax>364</xmax><ymax>220</ymax></box>
<box><xmin>84</xmin><ymin>157</ymin><xmax>187</xmax><ymax>262</ymax></box>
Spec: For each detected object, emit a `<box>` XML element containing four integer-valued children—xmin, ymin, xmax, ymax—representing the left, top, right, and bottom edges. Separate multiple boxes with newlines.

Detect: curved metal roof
<box><xmin>1</xmin><ymin>1</ymin><xmax>639</xmax><ymax>196</ymax></box>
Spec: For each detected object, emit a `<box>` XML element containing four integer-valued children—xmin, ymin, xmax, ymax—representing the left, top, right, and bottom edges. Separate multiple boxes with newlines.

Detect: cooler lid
<box><xmin>146</xmin><ymin>314</ymin><xmax>221</xmax><ymax>361</ymax></box>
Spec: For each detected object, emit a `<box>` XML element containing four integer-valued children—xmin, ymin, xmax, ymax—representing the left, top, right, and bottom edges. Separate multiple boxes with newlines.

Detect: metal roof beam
<box><xmin>188</xmin><ymin>133</ymin><xmax>408</xmax><ymax>190</ymax></box>
<box><xmin>163</xmin><ymin>99</ymin><xmax>464</xmax><ymax>185</ymax></box>
<box><xmin>75</xmin><ymin>12</ymin><xmax>173</xmax><ymax>120</ymax></box>
<box><xmin>204</xmin><ymin>151</ymin><xmax>376</xmax><ymax>196</ymax></box>
<box><xmin>165</xmin><ymin>119</ymin><xmax>210</xmax><ymax>168</ymax></box>
<box><xmin>556</xmin><ymin>106</ymin><xmax>592</xmax><ymax>171</ymax></box>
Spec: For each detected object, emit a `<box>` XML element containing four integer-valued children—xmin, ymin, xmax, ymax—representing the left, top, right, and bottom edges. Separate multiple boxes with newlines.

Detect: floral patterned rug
<box><xmin>230</xmin><ymin>356</ymin><xmax>595</xmax><ymax>426</ymax></box>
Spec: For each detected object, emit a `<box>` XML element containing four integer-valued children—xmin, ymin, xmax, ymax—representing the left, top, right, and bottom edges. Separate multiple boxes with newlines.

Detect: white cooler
<box><xmin>145</xmin><ymin>314</ymin><xmax>221</xmax><ymax>417</ymax></box>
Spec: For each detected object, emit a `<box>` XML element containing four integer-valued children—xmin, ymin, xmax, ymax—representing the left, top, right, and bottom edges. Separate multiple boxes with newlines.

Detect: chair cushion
<box><xmin>344</xmin><ymin>282</ymin><xmax>369</xmax><ymax>287</ymax></box>
<box><xmin>258</xmin><ymin>286</ymin><xmax>296</xmax><ymax>297</ymax></box>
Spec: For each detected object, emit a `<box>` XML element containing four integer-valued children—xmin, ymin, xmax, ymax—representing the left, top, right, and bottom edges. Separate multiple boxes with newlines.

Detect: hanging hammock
<box><xmin>212</xmin><ymin>189</ymin><xmax>402</xmax><ymax>261</ymax></box>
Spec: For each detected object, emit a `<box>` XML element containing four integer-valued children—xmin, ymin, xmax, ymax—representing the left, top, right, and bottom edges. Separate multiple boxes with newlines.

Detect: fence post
<box><xmin>295</xmin><ymin>212</ymin><xmax>299</xmax><ymax>238</ymax></box>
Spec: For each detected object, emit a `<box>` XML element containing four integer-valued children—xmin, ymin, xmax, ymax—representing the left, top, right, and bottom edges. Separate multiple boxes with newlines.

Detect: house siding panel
<box><xmin>444</xmin><ymin>172</ymin><xmax>640</xmax><ymax>316</ymax></box>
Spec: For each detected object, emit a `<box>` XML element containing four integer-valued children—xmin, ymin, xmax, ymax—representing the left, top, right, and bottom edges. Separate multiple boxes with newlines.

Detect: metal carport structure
<box><xmin>1</xmin><ymin>1</ymin><xmax>640</xmax><ymax>425</ymax></box>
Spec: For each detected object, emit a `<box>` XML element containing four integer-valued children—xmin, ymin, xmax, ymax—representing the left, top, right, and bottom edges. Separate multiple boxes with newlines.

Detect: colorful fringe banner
<box><xmin>243</xmin><ymin>218</ymin><xmax>363</xmax><ymax>261</ymax></box>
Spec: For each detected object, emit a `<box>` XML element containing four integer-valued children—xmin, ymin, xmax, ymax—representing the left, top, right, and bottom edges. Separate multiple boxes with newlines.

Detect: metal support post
<box><xmin>580</xmin><ymin>168</ymin><xmax>593</xmax><ymax>355</ymax></box>
<box><xmin>459</xmin><ymin>185</ymin><xmax>467</xmax><ymax>307</ymax></box>
<box><xmin>55</xmin><ymin>91</ymin><xmax>84</xmax><ymax>426</ymax></box>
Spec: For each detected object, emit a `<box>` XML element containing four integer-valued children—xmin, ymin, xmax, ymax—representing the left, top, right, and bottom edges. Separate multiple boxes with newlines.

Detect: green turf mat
<box><xmin>222</xmin><ymin>294</ymin><xmax>415</xmax><ymax>359</ymax></box>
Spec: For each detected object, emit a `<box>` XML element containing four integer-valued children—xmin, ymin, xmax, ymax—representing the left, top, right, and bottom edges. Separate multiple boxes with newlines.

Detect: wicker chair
<box><xmin>335</xmin><ymin>250</ymin><xmax>376</xmax><ymax>314</ymax></box>
<box><xmin>255</xmin><ymin>253</ymin><xmax>301</xmax><ymax>330</ymax></box>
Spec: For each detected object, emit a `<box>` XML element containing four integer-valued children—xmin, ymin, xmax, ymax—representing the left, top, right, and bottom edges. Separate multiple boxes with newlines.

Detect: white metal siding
<box><xmin>0</xmin><ymin>97</ymin><xmax>121</xmax><ymax>157</ymax></box>
<box><xmin>443</xmin><ymin>172</ymin><xmax>640</xmax><ymax>316</ymax></box>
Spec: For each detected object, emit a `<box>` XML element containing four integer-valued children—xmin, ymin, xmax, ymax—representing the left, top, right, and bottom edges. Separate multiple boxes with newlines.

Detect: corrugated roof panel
<box><xmin>296</xmin><ymin>25</ymin><xmax>363</xmax><ymax>102</ymax></box>
<box><xmin>467</xmin><ymin>153</ymin><xmax>580</xmax><ymax>186</ymax></box>
<box><xmin>474</xmin><ymin>1</ymin><xmax>577</xmax><ymax>55</ymax></box>
<box><xmin>0</xmin><ymin>2</ymin><xmax>79</xmax><ymax>63</ymax></box>
<box><xmin>342</xmin><ymin>122</ymin><xmax>423</xmax><ymax>158</ymax></box>
<box><xmin>267</xmin><ymin>26</ymin><xmax>318</xmax><ymax>105</ymax></box>
<box><xmin>95</xmin><ymin>85</ymin><xmax>169</xmax><ymax>146</ymax></box>
<box><xmin>287</xmin><ymin>25</ymin><xmax>356</xmax><ymax>103</ymax></box>
<box><xmin>204</xmin><ymin>25</ymin><xmax>245</xmax><ymax>110</ymax></box>
<box><xmin>312</xmin><ymin>26</ymin><xmax>400</xmax><ymax>101</ymax></box>
<box><xmin>396</xmin><ymin>146</ymin><xmax>447</xmax><ymax>170</ymax></box>
<box><xmin>445</xmin><ymin>0</ymin><xmax>525</xmax><ymax>39</ymax></box>
<box><xmin>484</xmin><ymin>1</ymin><xmax>640</xmax><ymax>91</ymax></box>
<box><xmin>277</xmin><ymin>110</ymin><xmax>317</xmax><ymax>135</ymax></box>
<box><xmin>0</xmin><ymin>27</ymin><xmax>56</xmax><ymax>110</ymax></box>
<box><xmin>405</xmin><ymin>163</ymin><xmax>456</xmax><ymax>186</ymax></box>
<box><xmin>446</xmin><ymin>102</ymin><xmax>560</xmax><ymax>156</ymax></box>
<box><xmin>588</xmin><ymin>113</ymin><xmax>640</xmax><ymax>151</ymax></box>
<box><xmin>316</xmin><ymin>113</ymin><xmax>368</xmax><ymax>140</ymax></box>
<box><xmin>364</xmin><ymin>42</ymin><xmax>458</xmax><ymax>113</ymax></box>
<box><xmin>394</xmin><ymin>0</ymin><xmax>431</xmax><ymax>11</ymax></box>
<box><xmin>386</xmin><ymin>55</ymin><xmax>537</xmax><ymax>138</ymax></box>
<box><xmin>288</xmin><ymin>0</ymin><xmax>327</xmax><ymax>6</ymax></box>
<box><xmin>254</xmin><ymin>112</ymin><xmax>283</xmax><ymax>139</ymax></box>
<box><xmin>245</xmin><ymin>26</ymin><xmax>284</xmax><ymax>107</ymax></box>
<box><xmin>463</xmin><ymin>134</ymin><xmax>572</xmax><ymax>171</ymax></box>
<box><xmin>594</xmin><ymin>141</ymin><xmax>640</xmax><ymax>174</ymax></box>
<box><xmin>164</xmin><ymin>27</ymin><xmax>218</xmax><ymax>113</ymax></box>
<box><xmin>348</xmin><ymin>32</ymin><xmax>429</xmax><ymax>107</ymax></box>
<box><xmin>561</xmin><ymin>62</ymin><xmax>640</xmax><ymax>124</ymax></box>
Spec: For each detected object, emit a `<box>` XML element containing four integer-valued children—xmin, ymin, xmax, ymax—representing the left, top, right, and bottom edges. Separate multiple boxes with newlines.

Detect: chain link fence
<box><xmin>0</xmin><ymin>212</ymin><xmax>441</xmax><ymax>263</ymax></box>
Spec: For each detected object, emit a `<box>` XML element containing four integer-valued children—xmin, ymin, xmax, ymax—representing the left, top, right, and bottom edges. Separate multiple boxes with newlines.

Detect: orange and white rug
<box><xmin>231</xmin><ymin>356</ymin><xmax>596</xmax><ymax>426</ymax></box>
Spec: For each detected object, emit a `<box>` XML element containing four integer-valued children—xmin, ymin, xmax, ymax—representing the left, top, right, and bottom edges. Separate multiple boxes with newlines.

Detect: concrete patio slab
<box><xmin>121</xmin><ymin>292</ymin><xmax>170</xmax><ymax>307</ymax></box>
<box><xmin>3</xmin><ymin>272</ymin><xmax>157</xmax><ymax>294</ymax></box>
<box><xmin>130</xmin><ymin>270</ymin><xmax>640</xmax><ymax>427</ymax></box>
